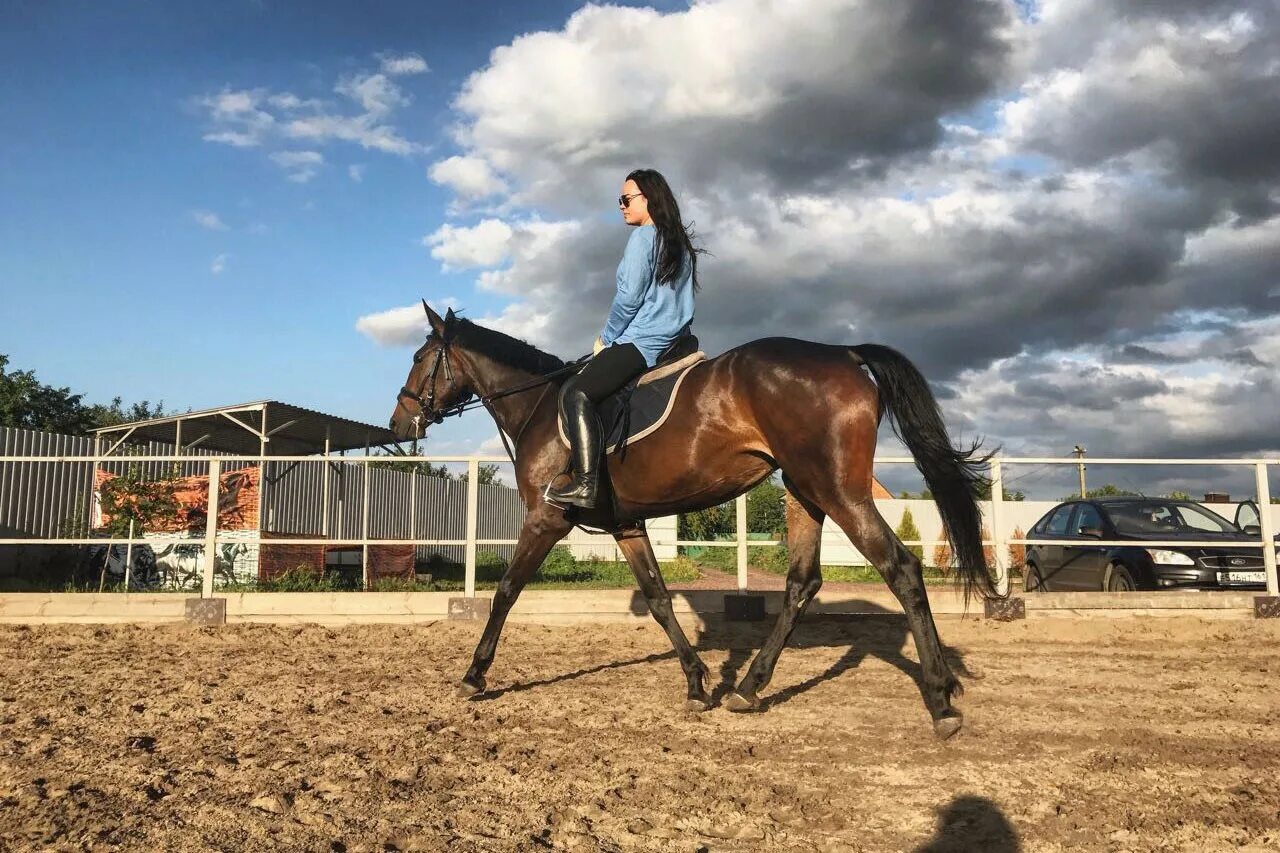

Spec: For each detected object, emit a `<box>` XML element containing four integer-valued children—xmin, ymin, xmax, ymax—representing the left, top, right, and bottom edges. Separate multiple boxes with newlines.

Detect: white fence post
<box><xmin>201</xmin><ymin>459</ymin><xmax>221</xmax><ymax>598</ymax></box>
<box><xmin>361</xmin><ymin>462</ymin><xmax>371</xmax><ymax>590</ymax></box>
<box><xmin>736</xmin><ymin>493</ymin><xmax>748</xmax><ymax>592</ymax></box>
<box><xmin>124</xmin><ymin>518</ymin><xmax>134</xmax><ymax>592</ymax></box>
<box><xmin>990</xmin><ymin>458</ymin><xmax>1008</xmax><ymax>596</ymax></box>
<box><xmin>465</xmin><ymin>459</ymin><xmax>479</xmax><ymax>598</ymax></box>
<box><xmin>1257</xmin><ymin>462</ymin><xmax>1277</xmax><ymax>597</ymax></box>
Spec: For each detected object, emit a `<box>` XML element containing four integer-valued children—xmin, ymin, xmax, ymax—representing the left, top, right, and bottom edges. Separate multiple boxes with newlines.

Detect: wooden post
<box><xmin>1257</xmin><ymin>462</ymin><xmax>1277</xmax><ymax>597</ymax></box>
<box><xmin>990</xmin><ymin>458</ymin><xmax>1008</xmax><ymax>596</ymax></box>
<box><xmin>465</xmin><ymin>459</ymin><xmax>479</xmax><ymax>598</ymax></box>
<box><xmin>201</xmin><ymin>459</ymin><xmax>222</xmax><ymax>598</ymax></box>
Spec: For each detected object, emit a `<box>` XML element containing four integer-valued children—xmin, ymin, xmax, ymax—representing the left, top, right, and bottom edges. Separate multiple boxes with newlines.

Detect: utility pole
<box><xmin>1073</xmin><ymin>445</ymin><xmax>1087</xmax><ymax>498</ymax></box>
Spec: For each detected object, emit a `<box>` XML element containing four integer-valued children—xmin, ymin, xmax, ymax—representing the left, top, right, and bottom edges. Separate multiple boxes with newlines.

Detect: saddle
<box><xmin>557</xmin><ymin>333</ymin><xmax>705</xmax><ymax>457</ymax></box>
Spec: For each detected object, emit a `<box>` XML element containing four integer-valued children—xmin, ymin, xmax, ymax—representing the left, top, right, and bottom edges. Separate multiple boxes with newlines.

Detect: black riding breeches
<box><xmin>565</xmin><ymin>343</ymin><xmax>647</xmax><ymax>404</ymax></box>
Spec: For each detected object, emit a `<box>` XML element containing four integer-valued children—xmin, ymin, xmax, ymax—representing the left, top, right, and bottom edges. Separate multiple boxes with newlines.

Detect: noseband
<box><xmin>398</xmin><ymin>337</ymin><xmax>456</xmax><ymax>426</ymax></box>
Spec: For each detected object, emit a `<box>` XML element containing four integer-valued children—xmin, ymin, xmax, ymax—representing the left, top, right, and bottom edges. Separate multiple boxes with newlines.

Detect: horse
<box><xmin>389</xmin><ymin>303</ymin><xmax>1000</xmax><ymax>739</ymax></box>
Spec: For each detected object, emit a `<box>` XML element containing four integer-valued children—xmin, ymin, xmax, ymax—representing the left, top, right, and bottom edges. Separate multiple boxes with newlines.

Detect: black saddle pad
<box><xmin>558</xmin><ymin>353</ymin><xmax>704</xmax><ymax>456</ymax></box>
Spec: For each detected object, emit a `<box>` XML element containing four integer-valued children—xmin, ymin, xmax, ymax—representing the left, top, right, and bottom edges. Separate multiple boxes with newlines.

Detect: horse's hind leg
<box><xmin>826</xmin><ymin>497</ymin><xmax>963</xmax><ymax>739</ymax></box>
<box><xmin>614</xmin><ymin>522</ymin><xmax>711</xmax><ymax>710</ymax></box>
<box><xmin>726</xmin><ymin>477</ymin><xmax>825</xmax><ymax>712</ymax></box>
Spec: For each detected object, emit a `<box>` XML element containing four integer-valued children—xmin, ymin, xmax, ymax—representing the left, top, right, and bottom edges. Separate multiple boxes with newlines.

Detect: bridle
<box><xmin>395</xmin><ymin>325</ymin><xmax>589</xmax><ymax>460</ymax></box>
<box><xmin>398</xmin><ymin>334</ymin><xmax>458</xmax><ymax>428</ymax></box>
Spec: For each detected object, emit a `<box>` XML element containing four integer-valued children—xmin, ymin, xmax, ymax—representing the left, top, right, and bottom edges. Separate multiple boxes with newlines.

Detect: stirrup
<box><xmin>543</xmin><ymin>474</ymin><xmax>598</xmax><ymax>509</ymax></box>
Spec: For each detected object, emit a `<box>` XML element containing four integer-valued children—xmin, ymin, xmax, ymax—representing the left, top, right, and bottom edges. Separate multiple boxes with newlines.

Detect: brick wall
<box><xmin>95</xmin><ymin>466</ymin><xmax>260</xmax><ymax>532</ymax></box>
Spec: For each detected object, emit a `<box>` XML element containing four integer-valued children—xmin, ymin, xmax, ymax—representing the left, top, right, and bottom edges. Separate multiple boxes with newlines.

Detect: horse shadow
<box><xmin>687</xmin><ymin>600</ymin><xmax>975</xmax><ymax>711</ymax></box>
<box><xmin>913</xmin><ymin>795</ymin><xmax>1020</xmax><ymax>852</ymax></box>
<box><xmin>479</xmin><ymin>596</ymin><xmax>974</xmax><ymax>712</ymax></box>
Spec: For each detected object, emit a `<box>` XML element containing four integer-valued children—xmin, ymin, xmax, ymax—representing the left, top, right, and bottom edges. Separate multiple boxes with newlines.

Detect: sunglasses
<box><xmin>618</xmin><ymin>192</ymin><xmax>644</xmax><ymax>208</ymax></box>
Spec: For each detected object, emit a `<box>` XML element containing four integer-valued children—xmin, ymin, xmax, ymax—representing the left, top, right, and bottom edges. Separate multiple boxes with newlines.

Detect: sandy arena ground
<box><xmin>2</xmin><ymin>614</ymin><xmax>1279</xmax><ymax>852</ymax></box>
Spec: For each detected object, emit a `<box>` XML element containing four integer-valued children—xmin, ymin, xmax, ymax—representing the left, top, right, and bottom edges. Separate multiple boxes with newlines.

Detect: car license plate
<box><xmin>1218</xmin><ymin>571</ymin><xmax>1266</xmax><ymax>584</ymax></box>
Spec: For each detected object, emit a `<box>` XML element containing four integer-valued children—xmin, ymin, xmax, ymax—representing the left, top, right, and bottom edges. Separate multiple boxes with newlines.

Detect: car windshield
<box><xmin>1101</xmin><ymin>501</ymin><xmax>1239</xmax><ymax>535</ymax></box>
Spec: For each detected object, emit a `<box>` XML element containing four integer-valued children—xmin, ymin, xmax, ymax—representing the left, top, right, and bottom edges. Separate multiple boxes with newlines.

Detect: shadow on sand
<box><xmin>477</xmin><ymin>597</ymin><xmax>974</xmax><ymax>712</ymax></box>
<box><xmin>913</xmin><ymin>795</ymin><xmax>1020</xmax><ymax>852</ymax></box>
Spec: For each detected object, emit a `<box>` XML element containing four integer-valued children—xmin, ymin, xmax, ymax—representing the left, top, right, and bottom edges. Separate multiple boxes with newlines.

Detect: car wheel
<box><xmin>1106</xmin><ymin>564</ymin><xmax>1135</xmax><ymax>592</ymax></box>
<box><xmin>1024</xmin><ymin>562</ymin><xmax>1046</xmax><ymax>593</ymax></box>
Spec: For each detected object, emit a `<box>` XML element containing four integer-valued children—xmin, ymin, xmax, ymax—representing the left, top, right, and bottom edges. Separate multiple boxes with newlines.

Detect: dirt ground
<box><xmin>2</xmin><ymin>615</ymin><xmax>1278</xmax><ymax>852</ymax></box>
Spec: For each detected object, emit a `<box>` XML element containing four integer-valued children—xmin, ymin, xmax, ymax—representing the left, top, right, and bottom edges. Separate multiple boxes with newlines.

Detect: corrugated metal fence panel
<box><xmin>3</xmin><ymin>427</ymin><xmax>529</xmax><ymax>560</ymax></box>
<box><xmin>0</xmin><ymin>426</ymin><xmax>247</xmax><ymax>538</ymax></box>
<box><xmin>260</xmin><ymin>462</ymin><xmax>527</xmax><ymax>563</ymax></box>
<box><xmin>0</xmin><ymin>427</ymin><xmax>95</xmax><ymax>538</ymax></box>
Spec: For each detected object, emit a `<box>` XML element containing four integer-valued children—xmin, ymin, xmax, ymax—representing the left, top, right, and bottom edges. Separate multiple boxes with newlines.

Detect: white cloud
<box><xmin>423</xmin><ymin>218</ymin><xmax>516</xmax><ymax>270</ymax></box>
<box><xmin>348</xmin><ymin>164</ymin><xmax>366</xmax><ymax>182</ymax></box>
<box><xmin>380</xmin><ymin>52</ymin><xmax>429</xmax><ymax>76</ymax></box>
<box><xmin>389</xmin><ymin>0</ymin><xmax>1280</xmax><ymax>465</ymax></box>
<box><xmin>284</xmin><ymin>113</ymin><xmax>419</xmax><ymax>155</ymax></box>
<box><xmin>197</xmin><ymin>55</ymin><xmax>426</xmax><ymax>177</ymax></box>
<box><xmin>210</xmin><ymin>253</ymin><xmax>227</xmax><ymax>275</ymax></box>
<box><xmin>355</xmin><ymin>304</ymin><xmax>430</xmax><ymax>346</ymax></box>
<box><xmin>428</xmin><ymin>155</ymin><xmax>507</xmax><ymax>200</ymax></box>
<box><xmin>192</xmin><ymin>210</ymin><xmax>228</xmax><ymax>231</ymax></box>
<box><xmin>270</xmin><ymin>150</ymin><xmax>324</xmax><ymax>183</ymax></box>
<box><xmin>336</xmin><ymin>72</ymin><xmax>407</xmax><ymax>117</ymax></box>
<box><xmin>356</xmin><ymin>299</ymin><xmax>459</xmax><ymax>346</ymax></box>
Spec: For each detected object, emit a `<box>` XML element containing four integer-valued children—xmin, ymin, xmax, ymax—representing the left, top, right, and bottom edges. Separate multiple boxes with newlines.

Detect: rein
<box><xmin>397</xmin><ymin>335</ymin><xmax>588</xmax><ymax>463</ymax></box>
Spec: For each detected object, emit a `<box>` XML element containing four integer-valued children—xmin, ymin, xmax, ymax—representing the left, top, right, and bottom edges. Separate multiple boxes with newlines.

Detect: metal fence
<box><xmin>0</xmin><ymin>426</ymin><xmax>529</xmax><ymax>566</ymax></box>
<box><xmin>2</xmin><ymin>439</ymin><xmax>1277</xmax><ymax>598</ymax></box>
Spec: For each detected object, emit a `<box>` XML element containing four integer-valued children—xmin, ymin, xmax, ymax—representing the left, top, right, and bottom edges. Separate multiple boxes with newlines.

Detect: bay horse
<box><xmin>390</xmin><ymin>303</ymin><xmax>1000</xmax><ymax>739</ymax></box>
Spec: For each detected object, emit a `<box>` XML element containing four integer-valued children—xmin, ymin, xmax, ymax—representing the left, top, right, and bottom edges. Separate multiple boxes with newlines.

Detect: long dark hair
<box><xmin>626</xmin><ymin>168</ymin><xmax>705</xmax><ymax>291</ymax></box>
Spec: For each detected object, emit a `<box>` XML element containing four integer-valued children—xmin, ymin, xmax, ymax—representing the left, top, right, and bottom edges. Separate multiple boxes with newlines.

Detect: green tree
<box><xmin>974</xmin><ymin>480</ymin><xmax>1025</xmax><ymax>501</ymax></box>
<box><xmin>369</xmin><ymin>450</ymin><xmax>453</xmax><ymax>479</ymax></box>
<box><xmin>1166</xmin><ymin>490</ymin><xmax>1193</xmax><ymax>501</ymax></box>
<box><xmin>84</xmin><ymin>397</ymin><xmax>168</xmax><ymax>428</ymax></box>
<box><xmin>97</xmin><ymin>464</ymin><xmax>181</xmax><ymax>537</ymax></box>
<box><xmin>1060</xmin><ymin>483</ymin><xmax>1139</xmax><ymax>501</ymax></box>
<box><xmin>679</xmin><ymin>503</ymin><xmax>734</xmax><ymax>542</ymax></box>
<box><xmin>459</xmin><ymin>463</ymin><xmax>502</xmax><ymax>485</ymax></box>
<box><xmin>0</xmin><ymin>354</ymin><xmax>96</xmax><ymax>433</ymax></box>
<box><xmin>0</xmin><ymin>354</ymin><xmax>167</xmax><ymax>434</ymax></box>
<box><xmin>747</xmin><ymin>479</ymin><xmax>786</xmax><ymax>538</ymax></box>
<box><xmin>895</xmin><ymin>507</ymin><xmax>924</xmax><ymax>561</ymax></box>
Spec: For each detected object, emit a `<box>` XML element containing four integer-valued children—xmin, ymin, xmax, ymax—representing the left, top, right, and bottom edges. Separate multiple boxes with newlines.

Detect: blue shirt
<box><xmin>599</xmin><ymin>224</ymin><xmax>695</xmax><ymax>367</ymax></box>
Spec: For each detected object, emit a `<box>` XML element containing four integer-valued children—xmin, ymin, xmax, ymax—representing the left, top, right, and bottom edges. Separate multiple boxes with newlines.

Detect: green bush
<box><xmin>749</xmin><ymin>544</ymin><xmax>790</xmax><ymax>574</ymax></box>
<box><xmin>747</xmin><ymin>480</ymin><xmax>787</xmax><ymax>538</ymax></box>
<box><xmin>258</xmin><ymin>566</ymin><xmax>347</xmax><ymax>592</ymax></box>
<box><xmin>539</xmin><ymin>545</ymin><xmax>575</xmax><ymax>575</ymax></box>
<box><xmin>678</xmin><ymin>503</ymin><xmax>734</xmax><ymax>542</ymax></box>
<box><xmin>895</xmin><ymin>508</ymin><xmax>925</xmax><ymax>562</ymax></box>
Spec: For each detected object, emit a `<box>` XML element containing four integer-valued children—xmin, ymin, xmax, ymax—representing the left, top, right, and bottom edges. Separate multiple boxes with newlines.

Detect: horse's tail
<box><xmin>850</xmin><ymin>343</ymin><xmax>1004</xmax><ymax>603</ymax></box>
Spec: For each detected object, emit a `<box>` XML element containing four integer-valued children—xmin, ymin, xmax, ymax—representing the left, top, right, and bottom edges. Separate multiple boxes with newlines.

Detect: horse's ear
<box><xmin>422</xmin><ymin>300</ymin><xmax>446</xmax><ymax>335</ymax></box>
<box><xmin>444</xmin><ymin>307</ymin><xmax>456</xmax><ymax>324</ymax></box>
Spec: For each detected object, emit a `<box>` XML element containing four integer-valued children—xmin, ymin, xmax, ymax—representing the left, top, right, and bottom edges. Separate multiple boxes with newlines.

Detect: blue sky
<box><xmin>0</xmin><ymin>0</ymin><xmax>610</xmax><ymax>437</ymax></box>
<box><xmin>2</xmin><ymin>0</ymin><xmax>1277</xmax><ymax>498</ymax></box>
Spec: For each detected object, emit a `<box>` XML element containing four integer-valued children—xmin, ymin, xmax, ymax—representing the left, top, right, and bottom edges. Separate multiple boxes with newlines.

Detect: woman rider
<box><xmin>545</xmin><ymin>168</ymin><xmax>702</xmax><ymax>509</ymax></box>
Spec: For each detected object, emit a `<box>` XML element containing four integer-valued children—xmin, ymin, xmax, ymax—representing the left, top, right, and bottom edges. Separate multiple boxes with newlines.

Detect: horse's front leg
<box><xmin>614</xmin><ymin>522</ymin><xmax>712</xmax><ymax>710</ymax></box>
<box><xmin>458</xmin><ymin>507</ymin><xmax>570</xmax><ymax>697</ymax></box>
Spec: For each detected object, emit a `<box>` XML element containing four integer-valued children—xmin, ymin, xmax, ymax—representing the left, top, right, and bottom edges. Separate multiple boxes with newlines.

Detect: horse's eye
<box><xmin>413</xmin><ymin>353</ymin><xmax>422</xmax><ymax>364</ymax></box>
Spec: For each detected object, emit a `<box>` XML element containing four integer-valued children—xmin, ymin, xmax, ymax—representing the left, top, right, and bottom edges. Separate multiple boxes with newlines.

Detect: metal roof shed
<box><xmin>89</xmin><ymin>400</ymin><xmax>401</xmax><ymax>458</ymax></box>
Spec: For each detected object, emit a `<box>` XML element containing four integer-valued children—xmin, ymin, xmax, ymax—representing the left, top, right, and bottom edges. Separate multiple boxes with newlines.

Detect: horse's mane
<box><xmin>451</xmin><ymin>316</ymin><xmax>566</xmax><ymax>376</ymax></box>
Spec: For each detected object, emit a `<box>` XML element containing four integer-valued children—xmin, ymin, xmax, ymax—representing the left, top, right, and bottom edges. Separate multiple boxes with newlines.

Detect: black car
<box><xmin>1024</xmin><ymin>497</ymin><xmax>1274</xmax><ymax>592</ymax></box>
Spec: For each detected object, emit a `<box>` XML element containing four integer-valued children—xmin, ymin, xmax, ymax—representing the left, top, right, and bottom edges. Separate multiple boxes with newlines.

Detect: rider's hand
<box><xmin>592</xmin><ymin>336</ymin><xmax>605</xmax><ymax>356</ymax></box>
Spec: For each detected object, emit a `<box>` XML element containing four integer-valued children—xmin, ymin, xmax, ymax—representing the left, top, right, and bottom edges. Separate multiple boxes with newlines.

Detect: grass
<box><xmin>688</xmin><ymin>543</ymin><xmax>1008</xmax><ymax>586</ymax></box>
<box><xmin>421</xmin><ymin>548</ymin><xmax>702</xmax><ymax>591</ymax></box>
<box><xmin>15</xmin><ymin>543</ymin><xmax>1019</xmax><ymax>593</ymax></box>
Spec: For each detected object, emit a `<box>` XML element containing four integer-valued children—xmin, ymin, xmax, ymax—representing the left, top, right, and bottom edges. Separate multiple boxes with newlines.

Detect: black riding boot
<box><xmin>545</xmin><ymin>387</ymin><xmax>602</xmax><ymax>509</ymax></box>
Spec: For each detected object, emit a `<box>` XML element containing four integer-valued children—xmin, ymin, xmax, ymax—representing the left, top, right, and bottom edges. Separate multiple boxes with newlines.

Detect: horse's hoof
<box><xmin>456</xmin><ymin>678</ymin><xmax>484</xmax><ymax>699</ymax></box>
<box><xmin>684</xmin><ymin>696</ymin><xmax>712</xmax><ymax>712</ymax></box>
<box><xmin>933</xmin><ymin>713</ymin><xmax>963</xmax><ymax>740</ymax></box>
<box><xmin>725</xmin><ymin>691</ymin><xmax>761</xmax><ymax>713</ymax></box>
